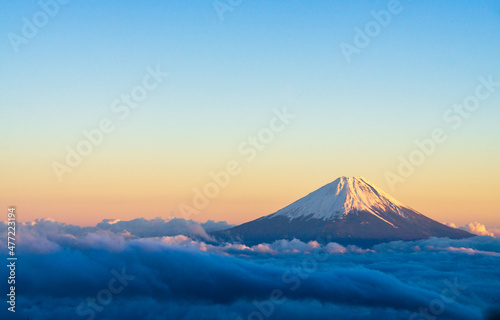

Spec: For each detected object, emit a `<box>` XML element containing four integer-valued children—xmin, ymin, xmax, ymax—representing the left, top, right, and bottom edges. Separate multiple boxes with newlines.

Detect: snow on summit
<box><xmin>215</xmin><ymin>176</ymin><xmax>473</xmax><ymax>246</ymax></box>
<box><xmin>268</xmin><ymin>177</ymin><xmax>411</xmax><ymax>224</ymax></box>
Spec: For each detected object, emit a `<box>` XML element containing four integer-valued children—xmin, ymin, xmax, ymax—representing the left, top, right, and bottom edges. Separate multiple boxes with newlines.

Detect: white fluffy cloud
<box><xmin>447</xmin><ymin>222</ymin><xmax>495</xmax><ymax>237</ymax></box>
<box><xmin>96</xmin><ymin>217</ymin><xmax>233</xmax><ymax>240</ymax></box>
<box><xmin>460</xmin><ymin>222</ymin><xmax>495</xmax><ymax>237</ymax></box>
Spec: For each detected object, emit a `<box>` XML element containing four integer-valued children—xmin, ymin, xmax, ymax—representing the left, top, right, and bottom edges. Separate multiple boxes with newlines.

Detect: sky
<box><xmin>1</xmin><ymin>0</ymin><xmax>500</xmax><ymax>228</ymax></box>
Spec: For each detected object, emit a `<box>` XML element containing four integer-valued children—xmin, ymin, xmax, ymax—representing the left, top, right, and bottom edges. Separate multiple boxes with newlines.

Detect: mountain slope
<box><xmin>213</xmin><ymin>177</ymin><xmax>473</xmax><ymax>246</ymax></box>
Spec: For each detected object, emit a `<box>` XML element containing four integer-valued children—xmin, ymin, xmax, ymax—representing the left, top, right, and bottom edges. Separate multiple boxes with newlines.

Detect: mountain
<box><xmin>212</xmin><ymin>177</ymin><xmax>473</xmax><ymax>247</ymax></box>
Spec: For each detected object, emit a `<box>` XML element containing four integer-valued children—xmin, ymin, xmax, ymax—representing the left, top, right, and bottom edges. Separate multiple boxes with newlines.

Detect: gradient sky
<box><xmin>1</xmin><ymin>0</ymin><xmax>499</xmax><ymax>228</ymax></box>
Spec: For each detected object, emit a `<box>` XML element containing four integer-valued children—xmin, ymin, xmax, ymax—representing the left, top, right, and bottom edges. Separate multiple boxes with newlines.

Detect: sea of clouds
<box><xmin>1</xmin><ymin>218</ymin><xmax>499</xmax><ymax>320</ymax></box>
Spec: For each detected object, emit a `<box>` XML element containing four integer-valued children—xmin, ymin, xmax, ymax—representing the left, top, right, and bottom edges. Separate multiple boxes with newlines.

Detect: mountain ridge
<box><xmin>266</xmin><ymin>176</ymin><xmax>413</xmax><ymax>224</ymax></box>
<box><xmin>212</xmin><ymin>177</ymin><xmax>474</xmax><ymax>247</ymax></box>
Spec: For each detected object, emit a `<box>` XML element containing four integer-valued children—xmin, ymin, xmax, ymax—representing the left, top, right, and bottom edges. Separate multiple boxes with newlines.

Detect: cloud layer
<box><xmin>1</xmin><ymin>219</ymin><xmax>499</xmax><ymax>320</ymax></box>
<box><xmin>1</xmin><ymin>217</ymin><xmax>233</xmax><ymax>247</ymax></box>
<box><xmin>447</xmin><ymin>222</ymin><xmax>496</xmax><ymax>237</ymax></box>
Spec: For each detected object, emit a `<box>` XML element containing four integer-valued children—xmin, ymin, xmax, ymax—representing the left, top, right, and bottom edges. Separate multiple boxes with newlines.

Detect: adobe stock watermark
<box><xmin>237</xmin><ymin>246</ymin><xmax>330</xmax><ymax>320</ymax></box>
<box><xmin>51</xmin><ymin>65</ymin><xmax>167</xmax><ymax>182</ymax></box>
<box><xmin>178</xmin><ymin>107</ymin><xmax>296</xmax><ymax>220</ymax></box>
<box><xmin>340</xmin><ymin>0</ymin><xmax>409</xmax><ymax>64</ymax></box>
<box><xmin>7</xmin><ymin>0</ymin><xmax>70</xmax><ymax>53</ymax></box>
<box><xmin>76</xmin><ymin>268</ymin><xmax>135</xmax><ymax>320</ymax></box>
<box><xmin>385</xmin><ymin>75</ymin><xmax>500</xmax><ymax>191</ymax></box>
<box><xmin>409</xmin><ymin>278</ymin><xmax>467</xmax><ymax>320</ymax></box>
<box><xmin>213</xmin><ymin>0</ymin><xmax>243</xmax><ymax>22</ymax></box>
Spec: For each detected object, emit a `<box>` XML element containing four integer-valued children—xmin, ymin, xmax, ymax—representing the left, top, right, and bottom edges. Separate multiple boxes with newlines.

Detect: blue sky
<box><xmin>1</xmin><ymin>0</ymin><xmax>500</xmax><ymax>226</ymax></box>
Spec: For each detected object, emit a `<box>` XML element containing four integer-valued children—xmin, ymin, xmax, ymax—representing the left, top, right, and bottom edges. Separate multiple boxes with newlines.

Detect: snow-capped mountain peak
<box><xmin>267</xmin><ymin>177</ymin><xmax>411</xmax><ymax>224</ymax></box>
<box><xmin>214</xmin><ymin>176</ymin><xmax>473</xmax><ymax>246</ymax></box>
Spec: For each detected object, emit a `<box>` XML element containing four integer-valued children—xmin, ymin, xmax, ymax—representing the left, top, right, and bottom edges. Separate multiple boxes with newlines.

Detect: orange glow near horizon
<box><xmin>3</xmin><ymin>153</ymin><xmax>499</xmax><ymax>229</ymax></box>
